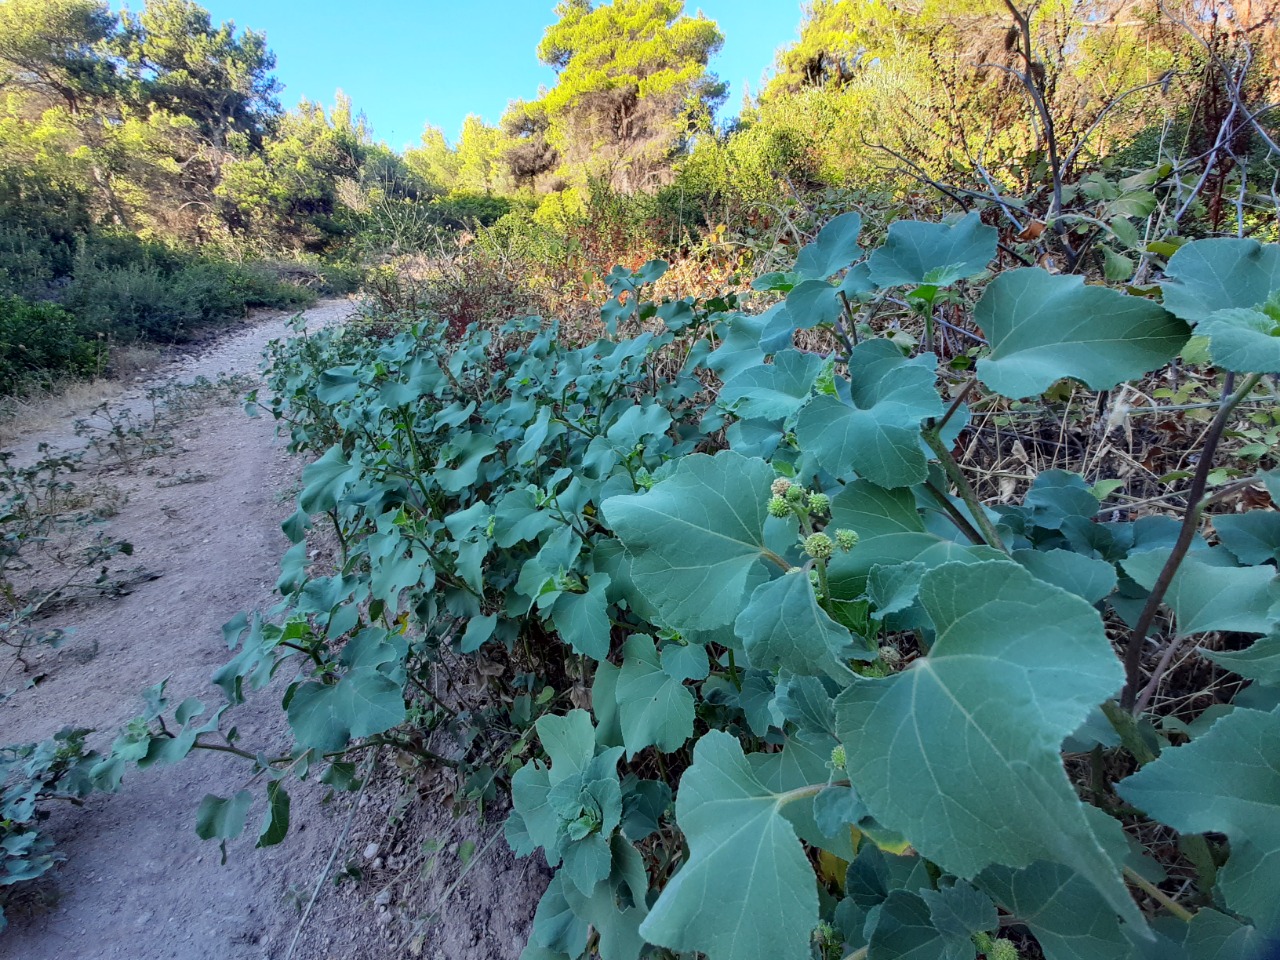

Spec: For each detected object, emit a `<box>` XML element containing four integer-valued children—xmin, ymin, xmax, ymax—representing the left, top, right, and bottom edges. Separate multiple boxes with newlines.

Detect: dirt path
<box><xmin>0</xmin><ymin>301</ymin><xmax>544</xmax><ymax>960</ymax></box>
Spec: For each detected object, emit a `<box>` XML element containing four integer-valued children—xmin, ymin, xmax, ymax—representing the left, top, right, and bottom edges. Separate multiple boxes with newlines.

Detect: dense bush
<box><xmin>0</xmin><ymin>297</ymin><xmax>100</xmax><ymax>391</ymax></box>
<box><xmin>60</xmin><ymin>257</ymin><xmax>314</xmax><ymax>343</ymax></box>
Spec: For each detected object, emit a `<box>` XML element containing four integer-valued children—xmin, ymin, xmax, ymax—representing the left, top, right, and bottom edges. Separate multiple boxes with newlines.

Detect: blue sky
<box><xmin>197</xmin><ymin>1</ymin><xmax>806</xmax><ymax>152</ymax></box>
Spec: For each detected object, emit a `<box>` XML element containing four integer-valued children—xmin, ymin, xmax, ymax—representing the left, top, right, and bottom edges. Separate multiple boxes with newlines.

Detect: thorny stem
<box><xmin>921</xmin><ymin>428</ymin><xmax>1009</xmax><ymax>554</ymax></box>
<box><xmin>1121</xmin><ymin>372</ymin><xmax>1263</xmax><ymax>711</ymax></box>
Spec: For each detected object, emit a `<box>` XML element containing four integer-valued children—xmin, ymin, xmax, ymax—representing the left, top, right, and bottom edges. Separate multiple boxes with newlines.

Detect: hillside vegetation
<box><xmin>5</xmin><ymin>2</ymin><xmax>1280</xmax><ymax>959</ymax></box>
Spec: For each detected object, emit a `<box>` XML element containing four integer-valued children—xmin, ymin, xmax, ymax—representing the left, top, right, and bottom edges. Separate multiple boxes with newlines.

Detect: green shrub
<box><xmin>62</xmin><ymin>258</ymin><xmax>314</xmax><ymax>343</ymax></box>
<box><xmin>0</xmin><ymin>296</ymin><xmax>100</xmax><ymax>391</ymax></box>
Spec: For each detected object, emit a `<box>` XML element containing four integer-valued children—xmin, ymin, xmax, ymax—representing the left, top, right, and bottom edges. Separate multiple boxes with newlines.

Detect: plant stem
<box><xmin>937</xmin><ymin>378</ymin><xmax>979</xmax><ymax>433</ymax></box>
<box><xmin>1123</xmin><ymin>866</ymin><xmax>1195</xmax><ymax>922</ymax></box>
<box><xmin>923</xmin><ymin>479</ymin><xmax>987</xmax><ymax>545</ymax></box>
<box><xmin>726</xmin><ymin>648</ymin><xmax>741</xmax><ymax>691</ymax></box>
<box><xmin>1120</xmin><ymin>372</ymin><xmax>1262</xmax><ymax>710</ymax></box>
<box><xmin>921</xmin><ymin>428</ymin><xmax>1008</xmax><ymax>553</ymax></box>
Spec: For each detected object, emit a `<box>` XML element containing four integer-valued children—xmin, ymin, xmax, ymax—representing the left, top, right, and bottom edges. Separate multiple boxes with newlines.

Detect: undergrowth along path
<box><xmin>0</xmin><ymin>301</ymin><xmax>371</xmax><ymax>960</ymax></box>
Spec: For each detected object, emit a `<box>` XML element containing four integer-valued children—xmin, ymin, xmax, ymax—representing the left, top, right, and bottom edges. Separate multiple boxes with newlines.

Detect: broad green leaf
<box><xmin>1203</xmin><ymin>632</ymin><xmax>1280</xmax><ymax>686</ymax></box>
<box><xmin>314</xmin><ymin>365</ymin><xmax>361</xmax><ymax>404</ymax></box>
<box><xmin>1020</xmin><ymin>470</ymin><xmax>1101</xmax><ymax>530</ymax></box>
<box><xmin>509</xmin><ymin>763</ymin><xmax>558</xmax><ymax>859</ymax></box>
<box><xmin>591</xmin><ymin>661</ymin><xmax>624</xmax><ymax>748</ymax></box>
<box><xmin>1122</xmin><ymin>549</ymin><xmax>1280</xmax><ymax>637</ymax></box>
<box><xmin>978</xmin><ymin>861</ymin><xmax>1133</xmax><ymax>960</ymax></box>
<box><xmin>922</xmin><ymin>881</ymin><xmax>997</xmax><ymax>943</ymax></box>
<box><xmin>620</xmin><ymin>777</ymin><xmax>671</xmax><ymax>841</ymax></box>
<box><xmin>601</xmin><ymin>452</ymin><xmax>782</xmax><ymax>632</ymax></box>
<box><xmin>1196</xmin><ymin>307</ymin><xmax>1280</xmax><ymax>373</ymax></box>
<box><xmin>868</xmin><ymin>212</ymin><xmax>997</xmax><ymax>287</ymax></box>
<box><xmin>195</xmin><ymin>790</ymin><xmax>252</xmax><ymax>843</ymax></box>
<box><xmin>774</xmin><ymin>674</ymin><xmax>839</xmax><ymax>739</ymax></box>
<box><xmin>1117</xmin><ymin>707</ymin><xmax>1280</xmax><ymax>935</ymax></box>
<box><xmin>460</xmin><ymin>613</ymin><xmax>498</xmax><ymax>654</ymax></box>
<box><xmin>639</xmin><ymin>731</ymin><xmax>818</xmax><ymax>960</ymax></box>
<box><xmin>560</xmin><ymin>836</ymin><xmax>649</xmax><ymax>960</ymax></box>
<box><xmin>867</xmin><ymin>891</ymin><xmax>975</xmax><ymax>960</ymax></box>
<box><xmin>827</xmin><ymin>481</ymin><xmax>1003</xmax><ymax>597</ymax></box>
<box><xmin>256</xmin><ymin>781</ymin><xmax>290</xmax><ymax>848</ymax></box>
<box><xmin>539</xmin><ymin>710</ymin><xmax>599</xmax><ymax>784</ymax></box>
<box><xmin>1161</xmin><ymin>238</ymin><xmax>1280</xmax><ymax>323</ymax></box>
<box><xmin>796</xmin><ymin>340</ymin><xmax>943</xmax><ymax>488</ymax></box>
<box><xmin>1134</xmin><ymin>909</ymin><xmax>1278</xmax><ymax>960</ymax></box>
<box><xmin>868</xmin><ymin>883</ymin><xmax>996</xmax><ymax>960</ymax></box>
<box><xmin>735</xmin><ymin>570</ymin><xmax>867</xmax><ymax>679</ymax></box>
<box><xmin>1214</xmin><ymin>512</ymin><xmax>1280</xmax><ymax>566</ymax></box>
<box><xmin>298</xmin><ymin>446</ymin><xmax>360</xmax><ymax>513</ymax></box>
<box><xmin>754</xmin><ymin>732</ymin><xmax>857</xmax><ymax>860</ymax></box>
<box><xmin>660</xmin><ymin>642</ymin><xmax>709</xmax><ymax>682</ymax></box>
<box><xmin>795</xmin><ymin>211</ymin><xmax>863</xmax><ymax>280</ymax></box>
<box><xmin>550</xmin><ymin>574</ymin><xmax>613</xmax><ymax>660</ymax></box>
<box><xmin>435</xmin><ymin>432</ymin><xmax>499</xmax><ymax>493</ymax></box>
<box><xmin>1012</xmin><ymin>549</ymin><xmax>1117</xmax><ymax>605</ymax></box>
<box><xmin>719</xmin><ymin>349</ymin><xmax>823</xmax><ymax>422</ymax></box>
<box><xmin>528</xmin><ymin>874</ymin><xmax>590</xmax><ymax>956</ymax></box>
<box><xmin>975</xmin><ymin>268</ymin><xmax>1188</xmax><ymax>398</ymax></box>
<box><xmin>707</xmin><ymin>310</ymin><xmax>770</xmax><ymax>379</ymax></box>
<box><xmin>287</xmin><ymin>668</ymin><xmax>407</xmax><ymax>752</ymax></box>
<box><xmin>549</xmin><ymin>776</ymin><xmax>621</xmax><ymax>895</ymax></box>
<box><xmin>835</xmin><ymin>560</ymin><xmax>1140</xmax><ymax>926</ymax></box>
<box><xmin>616</xmin><ymin>635</ymin><xmax>694</xmax><ymax>758</ymax></box>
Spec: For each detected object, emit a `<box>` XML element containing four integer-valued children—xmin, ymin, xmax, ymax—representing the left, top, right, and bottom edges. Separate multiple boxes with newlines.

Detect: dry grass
<box><xmin>0</xmin><ymin>346</ymin><xmax>163</xmax><ymax>448</ymax></box>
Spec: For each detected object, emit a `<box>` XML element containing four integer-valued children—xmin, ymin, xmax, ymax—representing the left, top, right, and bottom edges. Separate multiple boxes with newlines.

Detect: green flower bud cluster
<box><xmin>804</xmin><ymin>532</ymin><xmax>834</xmax><ymax>560</ymax></box>
<box><xmin>807</xmin><ymin>492</ymin><xmax>831</xmax><ymax>514</ymax></box>
<box><xmin>813</xmin><ymin>921</ymin><xmax>838</xmax><ymax>944</ymax></box>
<box><xmin>834</xmin><ymin>528</ymin><xmax>859</xmax><ymax>551</ymax></box>
<box><xmin>973</xmin><ymin>932</ymin><xmax>1020</xmax><ymax>960</ymax></box>
<box><xmin>830</xmin><ymin>744</ymin><xmax>846</xmax><ymax>770</ymax></box>
<box><xmin>636</xmin><ymin>469</ymin><xmax>655</xmax><ymax>490</ymax></box>
<box><xmin>786</xmin><ymin>483</ymin><xmax>805</xmax><ymax>503</ymax></box>
<box><xmin>767</xmin><ymin>495</ymin><xmax>791</xmax><ymax>518</ymax></box>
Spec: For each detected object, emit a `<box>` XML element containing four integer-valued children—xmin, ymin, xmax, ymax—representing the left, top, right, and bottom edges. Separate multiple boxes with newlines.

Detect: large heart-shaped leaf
<box><xmin>602</xmin><ymin>452</ymin><xmax>782</xmax><ymax>632</ymax></box>
<box><xmin>287</xmin><ymin>667</ymin><xmax>407</xmax><ymax>752</ymax></box>
<box><xmin>795</xmin><ymin>211</ymin><xmax>863</xmax><ymax>280</ymax></box>
<box><xmin>1161</xmin><ymin>238</ymin><xmax>1280</xmax><ymax>323</ymax></box>
<box><xmin>616</xmin><ymin>635</ymin><xmax>695</xmax><ymax>758</ymax></box>
<box><xmin>639</xmin><ymin>731</ymin><xmax>818</xmax><ymax>960</ymax></box>
<box><xmin>826</xmin><ymin>480</ymin><xmax>1003</xmax><ymax>599</ymax></box>
<box><xmin>796</xmin><ymin>339</ymin><xmax>943</xmax><ymax>487</ymax></box>
<box><xmin>298</xmin><ymin>446</ymin><xmax>361</xmax><ymax>513</ymax></box>
<box><xmin>1196</xmin><ymin>307</ymin><xmax>1280</xmax><ymax>373</ymax></box>
<box><xmin>867</xmin><ymin>212</ymin><xmax>997</xmax><ymax>287</ymax></box>
<box><xmin>835</xmin><ymin>560</ymin><xmax>1140</xmax><ymax>926</ymax></box>
<box><xmin>1203</xmin><ymin>632</ymin><xmax>1280</xmax><ymax>686</ymax></box>
<box><xmin>719</xmin><ymin>349</ymin><xmax>824</xmax><ymax>422</ymax></box>
<box><xmin>1117</xmin><ymin>707</ymin><xmax>1280</xmax><ymax>936</ymax></box>
<box><xmin>1122</xmin><ymin>548</ymin><xmax>1280</xmax><ymax>638</ymax></box>
<box><xmin>975</xmin><ymin>268</ymin><xmax>1189</xmax><ymax>398</ymax></box>
<box><xmin>978</xmin><ymin>862</ymin><xmax>1134</xmax><ymax>960</ymax></box>
<box><xmin>735</xmin><ymin>570</ymin><xmax>868</xmax><ymax>679</ymax></box>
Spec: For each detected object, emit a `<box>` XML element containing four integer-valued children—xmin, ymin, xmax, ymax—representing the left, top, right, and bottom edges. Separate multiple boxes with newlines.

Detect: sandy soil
<box><xmin>0</xmin><ymin>302</ymin><xmax>545</xmax><ymax>960</ymax></box>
